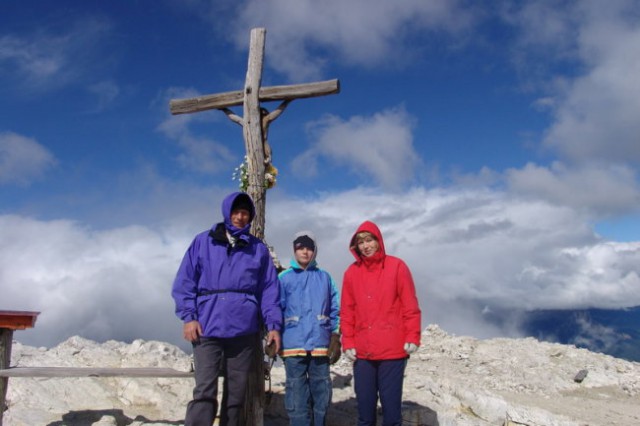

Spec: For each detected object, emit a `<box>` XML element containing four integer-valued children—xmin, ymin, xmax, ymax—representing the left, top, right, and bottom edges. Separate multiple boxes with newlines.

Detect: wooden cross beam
<box><xmin>169</xmin><ymin>27</ymin><xmax>339</xmax><ymax>240</ymax></box>
<box><xmin>169</xmin><ymin>79</ymin><xmax>339</xmax><ymax>115</ymax></box>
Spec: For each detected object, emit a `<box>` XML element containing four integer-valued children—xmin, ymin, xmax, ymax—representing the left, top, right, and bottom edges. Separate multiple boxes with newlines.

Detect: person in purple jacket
<box><xmin>172</xmin><ymin>192</ymin><xmax>282</xmax><ymax>426</ymax></box>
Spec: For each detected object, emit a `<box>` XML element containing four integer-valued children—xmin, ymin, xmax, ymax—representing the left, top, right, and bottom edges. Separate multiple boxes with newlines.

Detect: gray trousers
<box><xmin>184</xmin><ymin>333</ymin><xmax>257</xmax><ymax>426</ymax></box>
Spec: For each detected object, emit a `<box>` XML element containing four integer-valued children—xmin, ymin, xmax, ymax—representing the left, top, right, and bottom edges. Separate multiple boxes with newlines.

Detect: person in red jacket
<box><xmin>341</xmin><ymin>220</ymin><xmax>421</xmax><ymax>426</ymax></box>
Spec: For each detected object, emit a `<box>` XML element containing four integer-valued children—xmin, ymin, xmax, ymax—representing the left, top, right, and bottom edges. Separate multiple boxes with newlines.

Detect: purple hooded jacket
<box><xmin>171</xmin><ymin>192</ymin><xmax>282</xmax><ymax>338</ymax></box>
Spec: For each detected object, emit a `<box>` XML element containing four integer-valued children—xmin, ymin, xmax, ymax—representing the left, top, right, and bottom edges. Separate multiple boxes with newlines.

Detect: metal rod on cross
<box><xmin>169</xmin><ymin>27</ymin><xmax>339</xmax><ymax>425</ymax></box>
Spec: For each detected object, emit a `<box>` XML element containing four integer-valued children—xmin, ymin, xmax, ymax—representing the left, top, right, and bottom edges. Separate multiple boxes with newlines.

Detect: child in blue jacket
<box><xmin>279</xmin><ymin>230</ymin><xmax>341</xmax><ymax>426</ymax></box>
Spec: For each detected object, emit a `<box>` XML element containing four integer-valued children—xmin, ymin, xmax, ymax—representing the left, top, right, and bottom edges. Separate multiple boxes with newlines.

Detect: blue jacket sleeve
<box><xmin>278</xmin><ymin>269</ymin><xmax>288</xmax><ymax>311</ymax></box>
<box><xmin>259</xmin><ymin>247</ymin><xmax>282</xmax><ymax>332</ymax></box>
<box><xmin>171</xmin><ymin>237</ymin><xmax>201</xmax><ymax>323</ymax></box>
<box><xmin>329</xmin><ymin>274</ymin><xmax>340</xmax><ymax>334</ymax></box>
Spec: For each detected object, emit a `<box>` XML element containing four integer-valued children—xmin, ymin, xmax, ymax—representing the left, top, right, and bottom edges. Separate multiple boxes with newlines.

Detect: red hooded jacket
<box><xmin>341</xmin><ymin>221</ymin><xmax>422</xmax><ymax>360</ymax></box>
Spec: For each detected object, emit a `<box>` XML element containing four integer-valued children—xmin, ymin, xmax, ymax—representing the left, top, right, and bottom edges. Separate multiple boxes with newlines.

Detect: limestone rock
<box><xmin>4</xmin><ymin>325</ymin><xmax>640</xmax><ymax>425</ymax></box>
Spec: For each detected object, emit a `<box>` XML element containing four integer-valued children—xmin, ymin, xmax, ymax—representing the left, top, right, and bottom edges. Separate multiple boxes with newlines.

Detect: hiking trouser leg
<box><xmin>185</xmin><ymin>338</ymin><xmax>224</xmax><ymax>426</ymax></box>
<box><xmin>219</xmin><ymin>333</ymin><xmax>256</xmax><ymax>426</ymax></box>
<box><xmin>378</xmin><ymin>358</ymin><xmax>406</xmax><ymax>426</ymax></box>
<box><xmin>284</xmin><ymin>356</ymin><xmax>312</xmax><ymax>426</ymax></box>
<box><xmin>353</xmin><ymin>359</ymin><xmax>379</xmax><ymax>426</ymax></box>
<box><xmin>309</xmin><ymin>356</ymin><xmax>331</xmax><ymax>426</ymax></box>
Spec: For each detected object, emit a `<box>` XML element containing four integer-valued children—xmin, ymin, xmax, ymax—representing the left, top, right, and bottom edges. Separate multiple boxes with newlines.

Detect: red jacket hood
<box><xmin>349</xmin><ymin>221</ymin><xmax>386</xmax><ymax>264</ymax></box>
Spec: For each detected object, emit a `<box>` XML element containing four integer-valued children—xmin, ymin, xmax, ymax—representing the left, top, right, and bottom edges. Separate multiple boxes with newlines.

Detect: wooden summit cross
<box><xmin>169</xmin><ymin>27</ymin><xmax>339</xmax><ymax>425</ymax></box>
<box><xmin>170</xmin><ymin>27</ymin><xmax>339</xmax><ymax>240</ymax></box>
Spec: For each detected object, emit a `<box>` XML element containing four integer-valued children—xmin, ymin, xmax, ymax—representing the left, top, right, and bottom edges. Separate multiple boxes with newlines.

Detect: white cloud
<box><xmin>506</xmin><ymin>1</ymin><xmax>640</xmax><ymax>165</ymax></box>
<box><xmin>0</xmin><ymin>18</ymin><xmax>112</xmax><ymax>92</ymax></box>
<box><xmin>292</xmin><ymin>107</ymin><xmax>420</xmax><ymax>188</ymax></box>
<box><xmin>175</xmin><ymin>134</ymin><xmax>237</xmax><ymax>174</ymax></box>
<box><xmin>86</xmin><ymin>80</ymin><xmax>121</xmax><ymax>112</ymax></box>
<box><xmin>0</xmin><ymin>132</ymin><xmax>57</xmax><ymax>185</ymax></box>
<box><xmin>266</xmin><ymin>188</ymin><xmax>640</xmax><ymax>318</ymax></box>
<box><xmin>571</xmin><ymin>313</ymin><xmax>627</xmax><ymax>353</ymax></box>
<box><xmin>3</xmin><ymin>187</ymin><xmax>640</xmax><ymax>349</ymax></box>
<box><xmin>0</xmin><ymin>34</ymin><xmax>64</xmax><ymax>81</ymax></box>
<box><xmin>157</xmin><ymin>87</ymin><xmax>237</xmax><ymax>174</ymax></box>
<box><xmin>506</xmin><ymin>162</ymin><xmax>640</xmax><ymax>214</ymax></box>
<box><xmin>225</xmin><ymin>0</ymin><xmax>474</xmax><ymax>81</ymax></box>
<box><xmin>0</xmin><ymin>215</ymin><xmax>189</xmax><ymax>349</ymax></box>
<box><xmin>542</xmin><ymin>27</ymin><xmax>640</xmax><ymax>164</ymax></box>
<box><xmin>500</xmin><ymin>1</ymin><xmax>578</xmax><ymax>61</ymax></box>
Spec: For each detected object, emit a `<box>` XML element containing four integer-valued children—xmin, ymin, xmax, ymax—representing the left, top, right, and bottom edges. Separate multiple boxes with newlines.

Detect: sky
<box><xmin>2</xmin><ymin>0</ymin><xmax>640</xmax><ymax>352</ymax></box>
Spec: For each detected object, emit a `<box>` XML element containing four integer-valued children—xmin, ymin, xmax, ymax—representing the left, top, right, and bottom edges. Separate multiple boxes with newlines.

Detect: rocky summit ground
<box><xmin>4</xmin><ymin>325</ymin><xmax>640</xmax><ymax>425</ymax></box>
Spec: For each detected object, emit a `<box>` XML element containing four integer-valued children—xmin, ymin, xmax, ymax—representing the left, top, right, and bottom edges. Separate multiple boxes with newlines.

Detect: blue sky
<box><xmin>2</xmin><ymin>0</ymin><xmax>640</xmax><ymax>351</ymax></box>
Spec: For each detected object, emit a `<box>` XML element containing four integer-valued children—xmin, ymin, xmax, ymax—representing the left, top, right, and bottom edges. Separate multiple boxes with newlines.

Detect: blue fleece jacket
<box><xmin>279</xmin><ymin>233</ymin><xmax>340</xmax><ymax>357</ymax></box>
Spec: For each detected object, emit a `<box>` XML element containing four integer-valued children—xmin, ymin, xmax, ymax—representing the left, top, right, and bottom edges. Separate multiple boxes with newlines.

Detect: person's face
<box><xmin>230</xmin><ymin>208</ymin><xmax>251</xmax><ymax>228</ymax></box>
<box><xmin>357</xmin><ymin>235</ymin><xmax>379</xmax><ymax>257</ymax></box>
<box><xmin>294</xmin><ymin>247</ymin><xmax>314</xmax><ymax>268</ymax></box>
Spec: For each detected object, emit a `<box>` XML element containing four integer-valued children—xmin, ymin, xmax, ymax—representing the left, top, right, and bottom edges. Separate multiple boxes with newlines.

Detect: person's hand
<box><xmin>264</xmin><ymin>332</ymin><xmax>278</xmax><ymax>359</ymax></box>
<box><xmin>404</xmin><ymin>342</ymin><xmax>418</xmax><ymax>355</ymax></box>
<box><xmin>344</xmin><ymin>348</ymin><xmax>357</xmax><ymax>361</ymax></box>
<box><xmin>266</xmin><ymin>329</ymin><xmax>281</xmax><ymax>355</ymax></box>
<box><xmin>328</xmin><ymin>333</ymin><xmax>342</xmax><ymax>364</ymax></box>
<box><xmin>183</xmin><ymin>321</ymin><xmax>202</xmax><ymax>342</ymax></box>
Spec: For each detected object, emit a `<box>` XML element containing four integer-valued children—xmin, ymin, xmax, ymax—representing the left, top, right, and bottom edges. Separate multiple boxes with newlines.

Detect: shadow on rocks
<box><xmin>401</xmin><ymin>400</ymin><xmax>439</xmax><ymax>426</ymax></box>
<box><xmin>264</xmin><ymin>391</ymin><xmax>289</xmax><ymax>426</ymax></box>
<box><xmin>263</xmin><ymin>390</ymin><xmax>439</xmax><ymax>426</ymax></box>
<box><xmin>46</xmin><ymin>409</ymin><xmax>183</xmax><ymax>426</ymax></box>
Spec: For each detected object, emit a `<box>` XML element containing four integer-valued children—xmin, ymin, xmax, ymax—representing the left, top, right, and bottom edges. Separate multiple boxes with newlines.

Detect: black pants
<box><xmin>184</xmin><ymin>333</ymin><xmax>257</xmax><ymax>426</ymax></box>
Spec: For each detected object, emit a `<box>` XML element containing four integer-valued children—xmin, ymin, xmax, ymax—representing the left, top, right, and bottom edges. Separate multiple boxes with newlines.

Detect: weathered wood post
<box><xmin>0</xmin><ymin>310</ymin><xmax>39</xmax><ymax>426</ymax></box>
<box><xmin>243</xmin><ymin>28</ymin><xmax>268</xmax><ymax>239</ymax></box>
<box><xmin>236</xmin><ymin>27</ymin><xmax>268</xmax><ymax>426</ymax></box>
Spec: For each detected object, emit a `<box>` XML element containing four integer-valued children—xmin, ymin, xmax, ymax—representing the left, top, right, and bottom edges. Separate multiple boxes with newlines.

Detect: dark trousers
<box><xmin>184</xmin><ymin>334</ymin><xmax>256</xmax><ymax>426</ymax></box>
<box><xmin>353</xmin><ymin>358</ymin><xmax>407</xmax><ymax>426</ymax></box>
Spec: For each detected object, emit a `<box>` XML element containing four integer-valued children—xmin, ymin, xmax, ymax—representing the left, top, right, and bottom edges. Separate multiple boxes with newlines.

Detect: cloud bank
<box><xmin>292</xmin><ymin>107</ymin><xmax>420</xmax><ymax>188</ymax></box>
<box><xmin>3</xmin><ymin>187</ymin><xmax>639</xmax><ymax>350</ymax></box>
<box><xmin>225</xmin><ymin>0</ymin><xmax>473</xmax><ymax>81</ymax></box>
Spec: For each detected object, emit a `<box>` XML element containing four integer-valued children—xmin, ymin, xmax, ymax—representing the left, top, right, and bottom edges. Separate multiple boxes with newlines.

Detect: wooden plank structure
<box><xmin>0</xmin><ymin>367</ymin><xmax>192</xmax><ymax>378</ymax></box>
<box><xmin>170</xmin><ymin>79</ymin><xmax>339</xmax><ymax>115</ymax></box>
<box><xmin>0</xmin><ymin>311</ymin><xmax>39</xmax><ymax>330</ymax></box>
<box><xmin>169</xmin><ymin>27</ymin><xmax>340</xmax><ymax>426</ymax></box>
<box><xmin>0</xmin><ymin>310</ymin><xmax>39</xmax><ymax>426</ymax></box>
<box><xmin>0</xmin><ymin>310</ymin><xmax>193</xmax><ymax>426</ymax></box>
